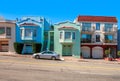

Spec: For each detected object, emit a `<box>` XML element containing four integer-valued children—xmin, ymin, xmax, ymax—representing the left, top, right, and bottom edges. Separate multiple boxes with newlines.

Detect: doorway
<box><xmin>62</xmin><ymin>45</ymin><xmax>72</xmax><ymax>56</ymax></box>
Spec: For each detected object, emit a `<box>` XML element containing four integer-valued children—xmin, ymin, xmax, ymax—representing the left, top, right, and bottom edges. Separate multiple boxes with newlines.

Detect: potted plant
<box><xmin>116</xmin><ymin>51</ymin><xmax>120</xmax><ymax>61</ymax></box>
<box><xmin>117</xmin><ymin>51</ymin><xmax>120</xmax><ymax>60</ymax></box>
<box><xmin>105</xmin><ymin>49</ymin><xmax>112</xmax><ymax>61</ymax></box>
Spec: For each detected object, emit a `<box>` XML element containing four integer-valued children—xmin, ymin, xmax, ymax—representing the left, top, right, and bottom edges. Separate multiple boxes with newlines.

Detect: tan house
<box><xmin>0</xmin><ymin>17</ymin><xmax>15</xmax><ymax>54</ymax></box>
<box><xmin>74</xmin><ymin>15</ymin><xmax>118</xmax><ymax>58</ymax></box>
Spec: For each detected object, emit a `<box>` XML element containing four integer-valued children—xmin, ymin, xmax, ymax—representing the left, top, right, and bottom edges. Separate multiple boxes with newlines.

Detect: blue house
<box><xmin>16</xmin><ymin>17</ymin><xmax>51</xmax><ymax>54</ymax></box>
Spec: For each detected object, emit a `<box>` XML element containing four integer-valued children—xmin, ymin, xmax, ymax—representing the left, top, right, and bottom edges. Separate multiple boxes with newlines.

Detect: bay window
<box><xmin>65</xmin><ymin>32</ymin><xmax>71</xmax><ymax>39</ymax></box>
<box><xmin>25</xmin><ymin>29</ymin><xmax>32</xmax><ymax>37</ymax></box>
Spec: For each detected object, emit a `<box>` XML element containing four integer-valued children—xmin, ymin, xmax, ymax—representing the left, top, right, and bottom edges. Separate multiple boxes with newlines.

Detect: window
<box><xmin>104</xmin><ymin>23</ymin><xmax>113</xmax><ymax>32</ymax></box>
<box><xmin>81</xmin><ymin>34</ymin><xmax>91</xmax><ymax>43</ymax></box>
<box><xmin>0</xmin><ymin>27</ymin><xmax>5</xmax><ymax>34</ymax></box>
<box><xmin>96</xmin><ymin>35</ymin><xmax>100</xmax><ymax>42</ymax></box>
<box><xmin>6</xmin><ymin>27</ymin><xmax>11</xmax><ymax>36</ymax></box>
<box><xmin>20</xmin><ymin>29</ymin><xmax>23</xmax><ymax>37</ymax></box>
<box><xmin>65</xmin><ymin>32</ymin><xmax>71</xmax><ymax>39</ymax></box>
<box><xmin>96</xmin><ymin>23</ymin><xmax>100</xmax><ymax>30</ymax></box>
<box><xmin>82</xmin><ymin>23</ymin><xmax>91</xmax><ymax>31</ymax></box>
<box><xmin>25</xmin><ymin>29</ymin><xmax>32</xmax><ymax>37</ymax></box>
<box><xmin>47</xmin><ymin>51</ymin><xmax>53</xmax><ymax>54</ymax></box>
<box><xmin>72</xmin><ymin>32</ymin><xmax>75</xmax><ymax>39</ymax></box>
<box><xmin>33</xmin><ymin>29</ymin><xmax>37</xmax><ymax>37</ymax></box>
<box><xmin>82</xmin><ymin>23</ymin><xmax>91</xmax><ymax>27</ymax></box>
<box><xmin>60</xmin><ymin>32</ymin><xmax>63</xmax><ymax>39</ymax></box>
<box><xmin>105</xmin><ymin>35</ymin><xmax>113</xmax><ymax>43</ymax></box>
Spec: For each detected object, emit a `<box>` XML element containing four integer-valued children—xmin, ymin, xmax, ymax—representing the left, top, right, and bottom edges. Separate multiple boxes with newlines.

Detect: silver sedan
<box><xmin>33</xmin><ymin>51</ymin><xmax>60</xmax><ymax>60</ymax></box>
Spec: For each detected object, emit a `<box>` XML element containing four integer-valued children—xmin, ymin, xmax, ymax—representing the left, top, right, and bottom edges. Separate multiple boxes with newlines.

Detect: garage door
<box><xmin>62</xmin><ymin>45</ymin><xmax>72</xmax><ymax>56</ymax></box>
<box><xmin>81</xmin><ymin>47</ymin><xmax>90</xmax><ymax>58</ymax></box>
<box><xmin>0</xmin><ymin>44</ymin><xmax>9</xmax><ymax>52</ymax></box>
<box><xmin>92</xmin><ymin>47</ymin><xmax>103</xmax><ymax>58</ymax></box>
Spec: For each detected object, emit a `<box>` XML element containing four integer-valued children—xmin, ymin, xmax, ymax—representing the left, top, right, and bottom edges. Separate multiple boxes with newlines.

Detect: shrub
<box><xmin>14</xmin><ymin>42</ymin><xmax>24</xmax><ymax>54</ymax></box>
<box><xmin>117</xmin><ymin>51</ymin><xmax>120</xmax><ymax>57</ymax></box>
<box><xmin>32</xmin><ymin>43</ymin><xmax>42</xmax><ymax>53</ymax></box>
<box><xmin>105</xmin><ymin>50</ymin><xmax>110</xmax><ymax>57</ymax></box>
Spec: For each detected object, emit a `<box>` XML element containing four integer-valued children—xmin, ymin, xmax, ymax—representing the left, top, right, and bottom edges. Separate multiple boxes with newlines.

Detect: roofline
<box><xmin>54</xmin><ymin>21</ymin><xmax>80</xmax><ymax>26</ymax></box>
<box><xmin>76</xmin><ymin>15</ymin><xmax>118</xmax><ymax>23</ymax></box>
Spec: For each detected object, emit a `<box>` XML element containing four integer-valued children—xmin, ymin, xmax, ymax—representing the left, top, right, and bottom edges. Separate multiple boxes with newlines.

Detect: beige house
<box><xmin>74</xmin><ymin>15</ymin><xmax>118</xmax><ymax>58</ymax></box>
<box><xmin>0</xmin><ymin>17</ymin><xmax>15</xmax><ymax>54</ymax></box>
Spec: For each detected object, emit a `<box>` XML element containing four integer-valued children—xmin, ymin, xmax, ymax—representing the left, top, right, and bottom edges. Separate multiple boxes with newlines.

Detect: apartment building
<box><xmin>74</xmin><ymin>15</ymin><xmax>118</xmax><ymax>58</ymax></box>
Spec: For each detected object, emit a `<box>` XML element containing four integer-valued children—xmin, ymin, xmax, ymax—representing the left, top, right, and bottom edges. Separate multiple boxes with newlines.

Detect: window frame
<box><xmin>96</xmin><ymin>35</ymin><xmax>100</xmax><ymax>42</ymax></box>
<box><xmin>24</xmin><ymin>28</ymin><xmax>32</xmax><ymax>37</ymax></box>
<box><xmin>65</xmin><ymin>32</ymin><xmax>71</xmax><ymax>39</ymax></box>
<box><xmin>6</xmin><ymin>27</ymin><xmax>11</xmax><ymax>36</ymax></box>
<box><xmin>0</xmin><ymin>27</ymin><xmax>5</xmax><ymax>34</ymax></box>
<box><xmin>72</xmin><ymin>32</ymin><xmax>75</xmax><ymax>40</ymax></box>
<box><xmin>60</xmin><ymin>32</ymin><xmax>63</xmax><ymax>39</ymax></box>
<box><xmin>96</xmin><ymin>23</ymin><xmax>100</xmax><ymax>30</ymax></box>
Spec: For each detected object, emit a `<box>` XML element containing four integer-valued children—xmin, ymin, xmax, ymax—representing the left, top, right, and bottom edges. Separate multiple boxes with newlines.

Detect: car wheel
<box><xmin>35</xmin><ymin>55</ymin><xmax>40</xmax><ymax>59</ymax></box>
<box><xmin>51</xmin><ymin>56</ymin><xmax>56</xmax><ymax>60</ymax></box>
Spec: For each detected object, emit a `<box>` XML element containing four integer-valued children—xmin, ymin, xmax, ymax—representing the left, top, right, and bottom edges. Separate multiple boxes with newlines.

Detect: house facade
<box><xmin>118</xmin><ymin>29</ymin><xmax>120</xmax><ymax>51</ymax></box>
<box><xmin>0</xmin><ymin>17</ymin><xmax>15</xmax><ymax>53</ymax></box>
<box><xmin>54</xmin><ymin>21</ymin><xmax>81</xmax><ymax>58</ymax></box>
<box><xmin>16</xmin><ymin>17</ymin><xmax>51</xmax><ymax>54</ymax></box>
<box><xmin>74</xmin><ymin>15</ymin><xmax>118</xmax><ymax>58</ymax></box>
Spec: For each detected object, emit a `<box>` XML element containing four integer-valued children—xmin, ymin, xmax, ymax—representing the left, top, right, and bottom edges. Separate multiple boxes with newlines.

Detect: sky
<box><xmin>0</xmin><ymin>0</ymin><xmax>119</xmax><ymax>28</ymax></box>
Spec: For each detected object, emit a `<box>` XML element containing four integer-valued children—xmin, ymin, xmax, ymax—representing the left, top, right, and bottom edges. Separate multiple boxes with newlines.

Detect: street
<box><xmin>0</xmin><ymin>55</ymin><xmax>120</xmax><ymax>81</ymax></box>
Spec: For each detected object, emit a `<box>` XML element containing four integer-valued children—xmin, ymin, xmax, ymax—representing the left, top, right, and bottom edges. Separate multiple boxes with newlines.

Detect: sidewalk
<box><xmin>0</xmin><ymin>52</ymin><xmax>32</xmax><ymax>58</ymax></box>
<box><xmin>0</xmin><ymin>53</ymin><xmax>120</xmax><ymax>64</ymax></box>
<box><xmin>63</xmin><ymin>56</ymin><xmax>120</xmax><ymax>64</ymax></box>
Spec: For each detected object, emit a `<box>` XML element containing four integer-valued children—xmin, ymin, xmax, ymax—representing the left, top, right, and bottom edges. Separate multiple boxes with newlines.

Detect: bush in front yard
<box><xmin>14</xmin><ymin>42</ymin><xmax>24</xmax><ymax>54</ymax></box>
<box><xmin>32</xmin><ymin>43</ymin><xmax>42</xmax><ymax>53</ymax></box>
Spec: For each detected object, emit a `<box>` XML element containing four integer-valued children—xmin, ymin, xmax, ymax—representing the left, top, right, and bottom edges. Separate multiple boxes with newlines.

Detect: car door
<box><xmin>40</xmin><ymin>52</ymin><xmax>48</xmax><ymax>58</ymax></box>
<box><xmin>47</xmin><ymin>51</ymin><xmax>54</xmax><ymax>59</ymax></box>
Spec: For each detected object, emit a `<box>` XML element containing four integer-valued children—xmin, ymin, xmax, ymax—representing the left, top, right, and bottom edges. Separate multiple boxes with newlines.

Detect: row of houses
<box><xmin>0</xmin><ymin>15</ymin><xmax>118</xmax><ymax>59</ymax></box>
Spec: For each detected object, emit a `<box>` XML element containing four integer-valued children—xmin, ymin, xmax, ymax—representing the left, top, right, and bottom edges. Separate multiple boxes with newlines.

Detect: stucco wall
<box><xmin>54</xmin><ymin>21</ymin><xmax>81</xmax><ymax>58</ymax></box>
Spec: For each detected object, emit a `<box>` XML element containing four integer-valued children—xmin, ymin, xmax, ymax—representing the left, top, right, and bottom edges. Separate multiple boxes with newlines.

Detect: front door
<box><xmin>62</xmin><ymin>45</ymin><xmax>72</xmax><ymax>56</ymax></box>
<box><xmin>23</xmin><ymin>44</ymin><xmax>33</xmax><ymax>54</ymax></box>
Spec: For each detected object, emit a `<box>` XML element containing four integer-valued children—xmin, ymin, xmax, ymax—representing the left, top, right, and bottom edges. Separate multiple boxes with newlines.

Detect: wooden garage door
<box><xmin>92</xmin><ymin>47</ymin><xmax>103</xmax><ymax>59</ymax></box>
<box><xmin>0</xmin><ymin>44</ymin><xmax>9</xmax><ymax>52</ymax></box>
<box><xmin>81</xmin><ymin>47</ymin><xmax>90</xmax><ymax>58</ymax></box>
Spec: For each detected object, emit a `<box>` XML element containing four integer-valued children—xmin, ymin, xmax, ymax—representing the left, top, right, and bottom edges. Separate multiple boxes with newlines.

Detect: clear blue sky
<box><xmin>0</xmin><ymin>0</ymin><xmax>119</xmax><ymax>27</ymax></box>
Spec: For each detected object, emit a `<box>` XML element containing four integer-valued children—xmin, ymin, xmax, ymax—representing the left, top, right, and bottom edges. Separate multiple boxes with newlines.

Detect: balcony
<box><xmin>103</xmin><ymin>40</ymin><xmax>117</xmax><ymax>45</ymax></box>
<box><xmin>81</xmin><ymin>39</ymin><xmax>91</xmax><ymax>43</ymax></box>
<box><xmin>103</xmin><ymin>27</ymin><xmax>117</xmax><ymax>34</ymax></box>
<box><xmin>81</xmin><ymin>29</ymin><xmax>94</xmax><ymax>34</ymax></box>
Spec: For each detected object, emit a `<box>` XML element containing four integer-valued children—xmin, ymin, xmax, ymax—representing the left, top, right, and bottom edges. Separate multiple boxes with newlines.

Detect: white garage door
<box><xmin>81</xmin><ymin>47</ymin><xmax>90</xmax><ymax>58</ymax></box>
<box><xmin>92</xmin><ymin>47</ymin><xmax>103</xmax><ymax>58</ymax></box>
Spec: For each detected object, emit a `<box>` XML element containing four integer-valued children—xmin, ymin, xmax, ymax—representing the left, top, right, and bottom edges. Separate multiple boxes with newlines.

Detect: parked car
<box><xmin>33</xmin><ymin>51</ymin><xmax>60</xmax><ymax>60</ymax></box>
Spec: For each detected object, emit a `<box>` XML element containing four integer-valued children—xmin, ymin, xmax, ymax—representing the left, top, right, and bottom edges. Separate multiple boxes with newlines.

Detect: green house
<box><xmin>53</xmin><ymin>21</ymin><xmax>81</xmax><ymax>58</ymax></box>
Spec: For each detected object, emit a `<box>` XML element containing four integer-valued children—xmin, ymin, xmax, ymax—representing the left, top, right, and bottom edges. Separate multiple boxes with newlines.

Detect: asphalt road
<box><xmin>0</xmin><ymin>55</ymin><xmax>120</xmax><ymax>81</ymax></box>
